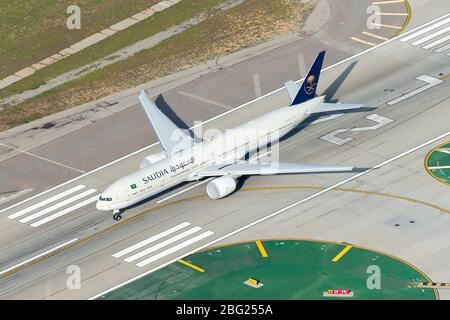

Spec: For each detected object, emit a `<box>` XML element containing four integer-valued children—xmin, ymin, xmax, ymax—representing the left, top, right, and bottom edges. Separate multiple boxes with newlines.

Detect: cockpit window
<box><xmin>99</xmin><ymin>196</ymin><xmax>112</xmax><ymax>201</ymax></box>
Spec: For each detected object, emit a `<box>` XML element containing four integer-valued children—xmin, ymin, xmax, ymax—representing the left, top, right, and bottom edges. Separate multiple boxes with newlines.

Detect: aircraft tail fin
<box><xmin>285</xmin><ymin>50</ymin><xmax>325</xmax><ymax>106</ymax></box>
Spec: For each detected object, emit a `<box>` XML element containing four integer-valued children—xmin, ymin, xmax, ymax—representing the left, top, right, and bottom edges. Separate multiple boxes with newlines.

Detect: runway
<box><xmin>0</xmin><ymin>1</ymin><xmax>449</xmax><ymax>299</ymax></box>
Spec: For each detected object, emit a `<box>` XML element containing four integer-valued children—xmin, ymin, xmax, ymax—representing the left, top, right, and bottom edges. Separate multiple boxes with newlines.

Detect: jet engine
<box><xmin>206</xmin><ymin>175</ymin><xmax>237</xmax><ymax>199</ymax></box>
<box><xmin>139</xmin><ymin>152</ymin><xmax>167</xmax><ymax>169</ymax></box>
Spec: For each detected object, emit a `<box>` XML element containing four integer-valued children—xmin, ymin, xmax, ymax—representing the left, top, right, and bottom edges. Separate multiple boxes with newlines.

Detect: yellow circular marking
<box><xmin>392</xmin><ymin>0</ymin><xmax>412</xmax><ymax>38</ymax></box>
<box><xmin>1</xmin><ymin>184</ymin><xmax>448</xmax><ymax>279</ymax></box>
<box><xmin>195</xmin><ymin>238</ymin><xmax>439</xmax><ymax>300</ymax></box>
<box><xmin>424</xmin><ymin>141</ymin><xmax>450</xmax><ymax>187</ymax></box>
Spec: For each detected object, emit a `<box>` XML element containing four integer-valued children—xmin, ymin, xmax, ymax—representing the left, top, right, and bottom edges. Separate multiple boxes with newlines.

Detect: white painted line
<box><xmin>90</xmin><ymin>130</ymin><xmax>450</xmax><ymax>299</ymax></box>
<box><xmin>422</xmin><ymin>34</ymin><xmax>450</xmax><ymax>50</ymax></box>
<box><xmin>400</xmin><ymin>16</ymin><xmax>450</xmax><ymax>42</ymax></box>
<box><xmin>437</xmin><ymin>148</ymin><xmax>450</xmax><ymax>155</ymax></box>
<box><xmin>7</xmin><ymin>13</ymin><xmax>450</xmax><ymax>219</ymax></box>
<box><xmin>429</xmin><ymin>166</ymin><xmax>450</xmax><ymax>170</ymax></box>
<box><xmin>411</xmin><ymin>26</ymin><xmax>450</xmax><ymax>46</ymax></box>
<box><xmin>387</xmin><ymin>75</ymin><xmax>443</xmax><ymax>105</ymax></box>
<box><xmin>7</xmin><ymin>185</ymin><xmax>86</xmax><ymax>219</ymax></box>
<box><xmin>112</xmin><ymin>222</ymin><xmax>191</xmax><ymax>258</ymax></box>
<box><xmin>124</xmin><ymin>226</ymin><xmax>203</xmax><ymax>262</ymax></box>
<box><xmin>372</xmin><ymin>0</ymin><xmax>405</xmax><ymax>4</ymax></box>
<box><xmin>0</xmin><ymin>238</ymin><xmax>79</xmax><ymax>276</ymax></box>
<box><xmin>136</xmin><ymin>231</ymin><xmax>214</xmax><ymax>267</ymax></box>
<box><xmin>370</xmin><ymin>23</ymin><xmax>402</xmax><ymax>30</ymax></box>
<box><xmin>30</xmin><ymin>195</ymin><xmax>99</xmax><ymax>227</ymax></box>
<box><xmin>19</xmin><ymin>188</ymin><xmax>97</xmax><ymax>223</ymax></box>
<box><xmin>435</xmin><ymin>43</ymin><xmax>450</xmax><ymax>53</ymax></box>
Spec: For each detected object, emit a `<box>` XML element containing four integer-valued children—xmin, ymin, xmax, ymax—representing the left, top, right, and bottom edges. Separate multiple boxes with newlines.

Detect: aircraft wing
<box><xmin>139</xmin><ymin>90</ymin><xmax>194</xmax><ymax>155</ymax></box>
<box><xmin>197</xmin><ymin>162</ymin><xmax>365</xmax><ymax>177</ymax></box>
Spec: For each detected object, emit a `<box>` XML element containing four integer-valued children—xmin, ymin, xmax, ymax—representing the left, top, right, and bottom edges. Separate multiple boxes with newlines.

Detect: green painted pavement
<box><xmin>427</xmin><ymin>143</ymin><xmax>450</xmax><ymax>185</ymax></box>
<box><xmin>98</xmin><ymin>240</ymin><xmax>435</xmax><ymax>300</ymax></box>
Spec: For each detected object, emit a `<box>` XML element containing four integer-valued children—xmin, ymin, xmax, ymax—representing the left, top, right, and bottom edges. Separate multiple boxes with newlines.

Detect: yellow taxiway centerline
<box><xmin>332</xmin><ymin>245</ymin><xmax>353</xmax><ymax>262</ymax></box>
<box><xmin>178</xmin><ymin>259</ymin><xmax>205</xmax><ymax>273</ymax></box>
<box><xmin>256</xmin><ymin>240</ymin><xmax>268</xmax><ymax>258</ymax></box>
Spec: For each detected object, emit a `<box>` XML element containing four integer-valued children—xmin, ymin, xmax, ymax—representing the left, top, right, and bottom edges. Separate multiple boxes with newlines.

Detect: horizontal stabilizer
<box><xmin>197</xmin><ymin>162</ymin><xmax>367</xmax><ymax>177</ymax></box>
<box><xmin>308</xmin><ymin>103</ymin><xmax>364</xmax><ymax>114</ymax></box>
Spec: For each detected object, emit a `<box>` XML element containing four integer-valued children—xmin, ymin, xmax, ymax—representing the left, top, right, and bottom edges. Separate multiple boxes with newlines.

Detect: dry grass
<box><xmin>0</xmin><ymin>0</ymin><xmax>317</xmax><ymax>132</ymax></box>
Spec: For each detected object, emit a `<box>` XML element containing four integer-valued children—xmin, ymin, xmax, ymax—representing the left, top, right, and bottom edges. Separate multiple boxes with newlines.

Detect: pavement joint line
<box><xmin>178</xmin><ymin>259</ymin><xmax>205</xmax><ymax>273</ymax></box>
<box><xmin>0</xmin><ymin>142</ymin><xmax>85</xmax><ymax>174</ymax></box>
<box><xmin>255</xmin><ymin>240</ymin><xmax>268</xmax><ymax>258</ymax></box>
<box><xmin>331</xmin><ymin>245</ymin><xmax>353</xmax><ymax>262</ymax></box>
<box><xmin>350</xmin><ymin>37</ymin><xmax>377</xmax><ymax>46</ymax></box>
<box><xmin>0</xmin><ymin>12</ymin><xmax>447</xmax><ymax>212</ymax></box>
<box><xmin>178</xmin><ymin>91</ymin><xmax>233</xmax><ymax>110</ymax></box>
<box><xmin>89</xmin><ymin>131</ymin><xmax>450</xmax><ymax>299</ymax></box>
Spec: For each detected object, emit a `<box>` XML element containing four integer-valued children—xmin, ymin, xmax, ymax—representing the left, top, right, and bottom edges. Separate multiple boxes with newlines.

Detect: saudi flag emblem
<box><xmin>130</xmin><ymin>184</ymin><xmax>137</xmax><ymax>189</ymax></box>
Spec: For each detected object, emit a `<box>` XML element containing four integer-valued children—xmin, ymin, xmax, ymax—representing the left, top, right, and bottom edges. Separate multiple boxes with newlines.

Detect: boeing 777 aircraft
<box><xmin>97</xmin><ymin>51</ymin><xmax>366</xmax><ymax>221</ymax></box>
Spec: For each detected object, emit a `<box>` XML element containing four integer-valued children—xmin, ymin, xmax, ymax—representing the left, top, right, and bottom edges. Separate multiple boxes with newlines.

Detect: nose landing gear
<box><xmin>113</xmin><ymin>209</ymin><xmax>123</xmax><ymax>221</ymax></box>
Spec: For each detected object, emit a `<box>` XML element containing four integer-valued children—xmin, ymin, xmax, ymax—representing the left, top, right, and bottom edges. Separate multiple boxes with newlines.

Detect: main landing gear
<box><xmin>113</xmin><ymin>209</ymin><xmax>123</xmax><ymax>221</ymax></box>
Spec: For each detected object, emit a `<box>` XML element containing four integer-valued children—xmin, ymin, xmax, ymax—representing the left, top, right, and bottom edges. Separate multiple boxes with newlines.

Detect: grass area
<box><xmin>0</xmin><ymin>0</ymin><xmax>316</xmax><ymax>131</ymax></box>
<box><xmin>0</xmin><ymin>0</ymin><xmax>161</xmax><ymax>79</ymax></box>
<box><xmin>427</xmin><ymin>143</ymin><xmax>450</xmax><ymax>185</ymax></box>
<box><xmin>98</xmin><ymin>240</ymin><xmax>435</xmax><ymax>300</ymax></box>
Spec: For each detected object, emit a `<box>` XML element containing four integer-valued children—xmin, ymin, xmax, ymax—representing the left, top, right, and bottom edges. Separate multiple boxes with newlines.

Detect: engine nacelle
<box><xmin>206</xmin><ymin>175</ymin><xmax>237</xmax><ymax>200</ymax></box>
<box><xmin>139</xmin><ymin>152</ymin><xmax>167</xmax><ymax>169</ymax></box>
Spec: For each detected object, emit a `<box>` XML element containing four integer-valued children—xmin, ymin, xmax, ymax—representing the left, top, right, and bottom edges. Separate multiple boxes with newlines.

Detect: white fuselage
<box><xmin>96</xmin><ymin>97</ymin><xmax>322</xmax><ymax>211</ymax></box>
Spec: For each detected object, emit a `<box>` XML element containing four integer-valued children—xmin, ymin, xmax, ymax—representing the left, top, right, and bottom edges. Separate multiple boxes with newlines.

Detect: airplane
<box><xmin>96</xmin><ymin>51</ymin><xmax>367</xmax><ymax>221</ymax></box>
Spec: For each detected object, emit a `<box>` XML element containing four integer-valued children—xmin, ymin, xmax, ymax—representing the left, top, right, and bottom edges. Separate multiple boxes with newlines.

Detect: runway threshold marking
<box><xmin>256</xmin><ymin>240</ymin><xmax>268</xmax><ymax>258</ymax></box>
<box><xmin>3</xmin><ymin>169</ymin><xmax>450</xmax><ymax>280</ymax></box>
<box><xmin>178</xmin><ymin>259</ymin><xmax>205</xmax><ymax>273</ymax></box>
<box><xmin>90</xmin><ymin>131</ymin><xmax>450</xmax><ymax>299</ymax></box>
<box><xmin>332</xmin><ymin>245</ymin><xmax>353</xmax><ymax>263</ymax></box>
<box><xmin>2</xmin><ymin>12</ymin><xmax>448</xmax><ymax>218</ymax></box>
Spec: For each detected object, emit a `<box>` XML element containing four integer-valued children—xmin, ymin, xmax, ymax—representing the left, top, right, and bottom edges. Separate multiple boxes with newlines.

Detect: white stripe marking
<box><xmin>136</xmin><ymin>231</ymin><xmax>214</xmax><ymax>267</ymax></box>
<box><xmin>422</xmin><ymin>34</ymin><xmax>450</xmax><ymax>49</ymax></box>
<box><xmin>0</xmin><ymin>238</ymin><xmax>79</xmax><ymax>276</ymax></box>
<box><xmin>386</xmin><ymin>75</ymin><xmax>443</xmax><ymax>105</ymax></box>
<box><xmin>30</xmin><ymin>195</ymin><xmax>99</xmax><ymax>227</ymax></box>
<box><xmin>400</xmin><ymin>17</ymin><xmax>450</xmax><ymax>42</ymax></box>
<box><xmin>19</xmin><ymin>188</ymin><xmax>97</xmax><ymax>223</ymax></box>
<box><xmin>411</xmin><ymin>26</ymin><xmax>450</xmax><ymax>46</ymax></box>
<box><xmin>90</xmin><ymin>131</ymin><xmax>450</xmax><ymax>299</ymax></box>
<box><xmin>429</xmin><ymin>166</ymin><xmax>450</xmax><ymax>170</ymax></box>
<box><xmin>435</xmin><ymin>43</ymin><xmax>450</xmax><ymax>53</ymax></box>
<box><xmin>124</xmin><ymin>226</ymin><xmax>203</xmax><ymax>262</ymax></box>
<box><xmin>6</xmin><ymin>13</ymin><xmax>450</xmax><ymax>218</ymax></box>
<box><xmin>112</xmin><ymin>222</ymin><xmax>191</xmax><ymax>258</ymax></box>
<box><xmin>7</xmin><ymin>185</ymin><xmax>86</xmax><ymax>219</ymax></box>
